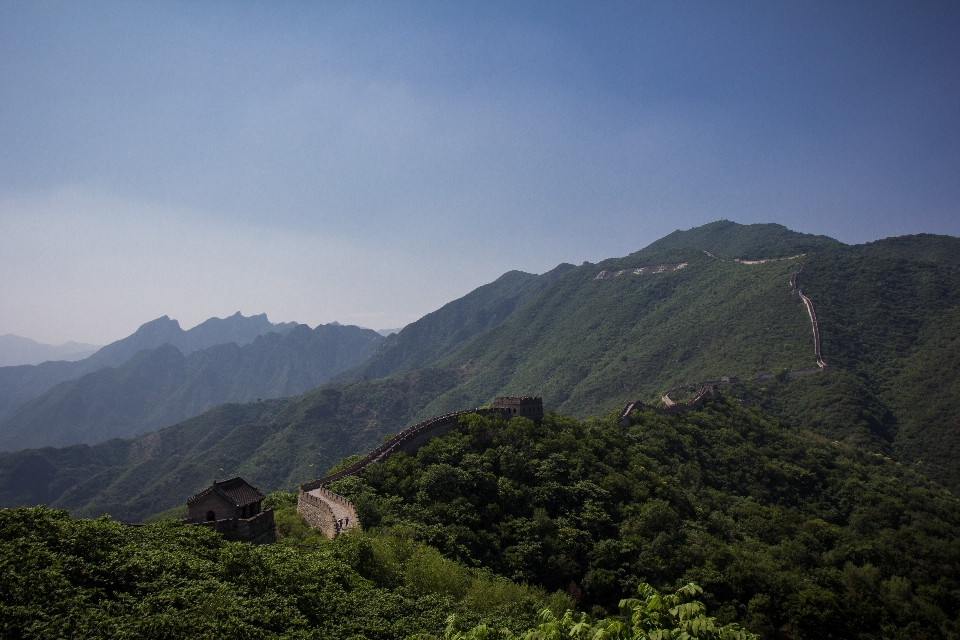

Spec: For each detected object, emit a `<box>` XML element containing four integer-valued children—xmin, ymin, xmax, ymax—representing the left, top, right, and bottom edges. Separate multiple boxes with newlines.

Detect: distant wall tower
<box><xmin>493</xmin><ymin>396</ymin><xmax>544</xmax><ymax>421</ymax></box>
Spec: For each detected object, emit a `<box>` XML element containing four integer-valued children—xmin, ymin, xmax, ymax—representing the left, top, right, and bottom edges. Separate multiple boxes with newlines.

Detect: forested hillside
<box><xmin>770</xmin><ymin>238</ymin><xmax>960</xmax><ymax>489</ymax></box>
<box><xmin>2</xmin><ymin>221</ymin><xmax>959</xmax><ymax>520</ymax></box>
<box><xmin>0</xmin><ymin>502</ymin><xmax>567</xmax><ymax>639</ymax></box>
<box><xmin>409</xmin><ymin>248</ymin><xmax>814</xmax><ymax>420</ymax></box>
<box><xmin>635</xmin><ymin>220</ymin><xmax>843</xmax><ymax>259</ymax></box>
<box><xmin>0</xmin><ymin>323</ymin><xmax>384</xmax><ymax>451</ymax></box>
<box><xmin>0</xmin><ymin>370</ymin><xmax>459</xmax><ymax>521</ymax></box>
<box><xmin>338</xmin><ymin>264</ymin><xmax>575</xmax><ymax>382</ymax></box>
<box><xmin>329</xmin><ymin>406</ymin><xmax>960</xmax><ymax>638</ymax></box>
<box><xmin>5</xmin><ymin>400</ymin><xmax>957</xmax><ymax>639</ymax></box>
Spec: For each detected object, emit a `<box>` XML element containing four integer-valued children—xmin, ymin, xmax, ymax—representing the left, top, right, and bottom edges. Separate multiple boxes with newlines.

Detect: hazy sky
<box><xmin>2</xmin><ymin>2</ymin><xmax>958</xmax><ymax>344</ymax></box>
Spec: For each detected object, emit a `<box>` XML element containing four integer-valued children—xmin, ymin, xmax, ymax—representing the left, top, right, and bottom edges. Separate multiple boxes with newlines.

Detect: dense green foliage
<box><xmin>438</xmin><ymin>582</ymin><xmax>757</xmax><ymax>640</ymax></box>
<box><xmin>0</xmin><ymin>369</ymin><xmax>462</xmax><ymax>521</ymax></box>
<box><xmin>0</xmin><ymin>504</ymin><xmax>563</xmax><ymax>639</ymax></box>
<box><xmin>796</xmin><ymin>243</ymin><xmax>960</xmax><ymax>490</ymax></box>
<box><xmin>0</xmin><ymin>323</ymin><xmax>384</xmax><ymax>451</ymax></box>
<box><xmin>332</xmin><ymin>407</ymin><xmax>960</xmax><ymax>639</ymax></box>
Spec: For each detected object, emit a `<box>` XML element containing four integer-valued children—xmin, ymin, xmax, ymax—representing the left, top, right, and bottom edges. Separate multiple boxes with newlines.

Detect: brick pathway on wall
<box><xmin>307</xmin><ymin>488</ymin><xmax>357</xmax><ymax>533</ymax></box>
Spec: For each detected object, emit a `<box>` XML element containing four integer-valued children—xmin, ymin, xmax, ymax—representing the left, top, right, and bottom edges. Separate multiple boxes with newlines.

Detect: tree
<box><xmin>427</xmin><ymin>582</ymin><xmax>757</xmax><ymax>640</ymax></box>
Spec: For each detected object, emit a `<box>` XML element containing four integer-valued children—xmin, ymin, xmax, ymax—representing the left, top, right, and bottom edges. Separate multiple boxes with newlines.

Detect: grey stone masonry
<box><xmin>493</xmin><ymin>396</ymin><xmax>544</xmax><ymax>421</ymax></box>
<box><xmin>183</xmin><ymin>476</ymin><xmax>275</xmax><ymax>543</ymax></box>
<box><xmin>186</xmin><ymin>476</ymin><xmax>266</xmax><ymax>523</ymax></box>
<box><xmin>186</xmin><ymin>509</ymin><xmax>276</xmax><ymax>544</ymax></box>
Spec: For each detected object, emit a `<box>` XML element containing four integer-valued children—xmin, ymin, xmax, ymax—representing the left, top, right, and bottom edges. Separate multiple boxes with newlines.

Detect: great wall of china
<box><xmin>297</xmin><ymin>398</ymin><xmax>544</xmax><ymax>537</ymax></box>
<box><xmin>619</xmin><ymin>255</ymin><xmax>833</xmax><ymax>427</ymax></box>
<box><xmin>297</xmin><ymin>254</ymin><xmax>833</xmax><ymax>538</ymax></box>
<box><xmin>790</xmin><ymin>256</ymin><xmax>829</xmax><ymax>369</ymax></box>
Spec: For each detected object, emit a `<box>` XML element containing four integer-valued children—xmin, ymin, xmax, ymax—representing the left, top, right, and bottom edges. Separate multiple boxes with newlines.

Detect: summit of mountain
<box><xmin>85</xmin><ymin>311</ymin><xmax>299</xmax><ymax>369</ymax></box>
<box><xmin>337</xmin><ymin>263</ymin><xmax>576</xmax><ymax>383</ymax></box>
<box><xmin>635</xmin><ymin>220</ymin><xmax>844</xmax><ymax>259</ymax></box>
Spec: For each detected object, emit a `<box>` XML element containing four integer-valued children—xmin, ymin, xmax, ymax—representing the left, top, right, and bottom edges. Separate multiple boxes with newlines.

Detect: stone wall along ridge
<box><xmin>302</xmin><ymin>407</ymin><xmax>508</xmax><ymax>490</ymax></box>
<box><xmin>619</xmin><ymin>385</ymin><xmax>721</xmax><ymax>427</ymax></box>
<box><xmin>186</xmin><ymin>509</ymin><xmax>276</xmax><ymax>544</ymax></box>
<box><xmin>622</xmin><ymin>254</ymin><xmax>836</xmax><ymax>429</ymax></box>
<box><xmin>297</xmin><ymin>491</ymin><xmax>339</xmax><ymax>538</ymax></box>
<box><xmin>298</xmin><ymin>406</ymin><xmax>514</xmax><ymax>538</ymax></box>
<box><xmin>790</xmin><ymin>254</ymin><xmax>829</xmax><ymax>369</ymax></box>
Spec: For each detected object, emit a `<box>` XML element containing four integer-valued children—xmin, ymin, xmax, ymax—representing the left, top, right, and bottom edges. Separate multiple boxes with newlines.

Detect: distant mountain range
<box><xmin>0</xmin><ymin>312</ymin><xmax>298</xmax><ymax>424</ymax></box>
<box><xmin>0</xmin><ymin>312</ymin><xmax>384</xmax><ymax>450</ymax></box>
<box><xmin>0</xmin><ymin>221</ymin><xmax>958</xmax><ymax>523</ymax></box>
<box><xmin>0</xmin><ymin>334</ymin><xmax>102</xmax><ymax>367</ymax></box>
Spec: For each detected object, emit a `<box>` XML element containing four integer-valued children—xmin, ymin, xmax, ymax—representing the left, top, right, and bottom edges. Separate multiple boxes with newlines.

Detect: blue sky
<box><xmin>2</xmin><ymin>1</ymin><xmax>958</xmax><ymax>344</ymax></box>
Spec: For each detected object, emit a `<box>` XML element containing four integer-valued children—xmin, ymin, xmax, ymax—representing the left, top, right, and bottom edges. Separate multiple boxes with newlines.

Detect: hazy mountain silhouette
<box><xmin>0</xmin><ymin>335</ymin><xmax>102</xmax><ymax>367</ymax></box>
<box><xmin>0</xmin><ymin>323</ymin><xmax>383</xmax><ymax>451</ymax></box>
<box><xmin>0</xmin><ymin>312</ymin><xmax>298</xmax><ymax>423</ymax></box>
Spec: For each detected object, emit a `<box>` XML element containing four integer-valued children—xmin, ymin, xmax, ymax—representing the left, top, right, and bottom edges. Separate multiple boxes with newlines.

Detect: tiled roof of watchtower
<box><xmin>187</xmin><ymin>476</ymin><xmax>265</xmax><ymax>507</ymax></box>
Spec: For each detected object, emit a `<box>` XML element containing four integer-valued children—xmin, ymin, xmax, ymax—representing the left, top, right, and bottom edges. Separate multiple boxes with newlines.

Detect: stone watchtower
<box><xmin>493</xmin><ymin>396</ymin><xmax>544</xmax><ymax>421</ymax></box>
<box><xmin>184</xmin><ymin>476</ymin><xmax>275</xmax><ymax>543</ymax></box>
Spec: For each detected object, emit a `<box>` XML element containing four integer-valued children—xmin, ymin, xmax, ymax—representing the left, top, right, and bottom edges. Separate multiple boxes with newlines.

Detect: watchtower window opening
<box><xmin>206</xmin><ymin>510</ymin><xmax>216</xmax><ymax>522</ymax></box>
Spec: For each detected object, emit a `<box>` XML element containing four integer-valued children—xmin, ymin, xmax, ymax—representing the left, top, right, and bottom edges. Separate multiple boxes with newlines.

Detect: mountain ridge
<box><xmin>0</xmin><ymin>335</ymin><xmax>102</xmax><ymax>367</ymax></box>
<box><xmin>0</xmin><ymin>312</ymin><xmax>300</xmax><ymax>424</ymax></box>
<box><xmin>0</xmin><ymin>323</ymin><xmax>385</xmax><ymax>451</ymax></box>
<box><xmin>1</xmin><ymin>221</ymin><xmax>959</xmax><ymax>520</ymax></box>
